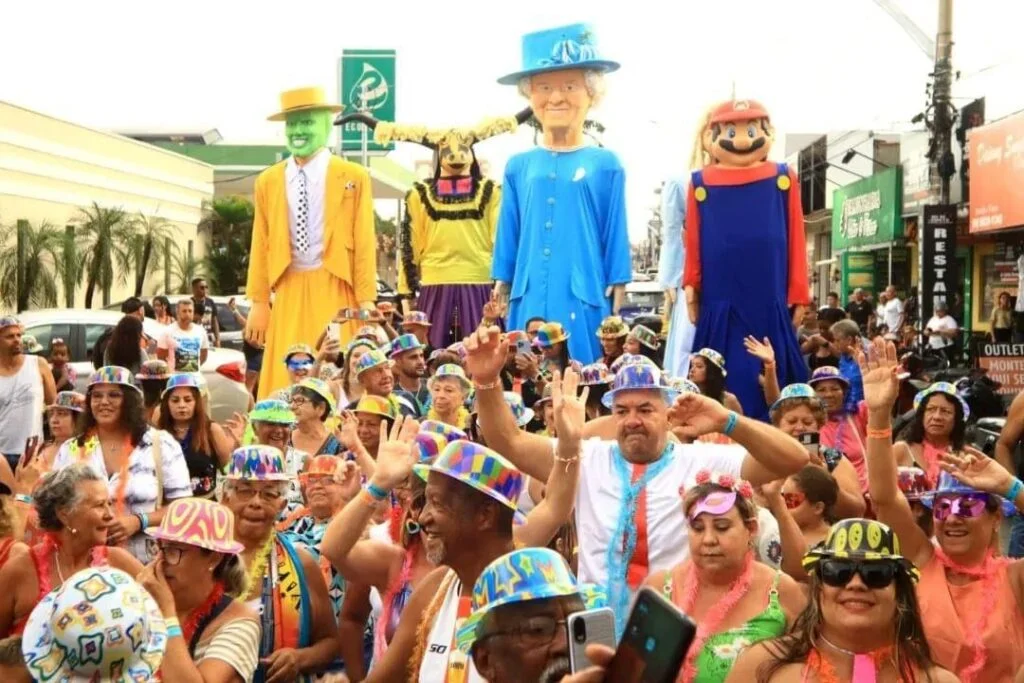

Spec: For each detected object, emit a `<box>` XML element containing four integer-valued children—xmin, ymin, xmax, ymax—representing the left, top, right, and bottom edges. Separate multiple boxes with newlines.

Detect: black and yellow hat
<box><xmin>802</xmin><ymin>518</ymin><xmax>920</xmax><ymax>581</ymax></box>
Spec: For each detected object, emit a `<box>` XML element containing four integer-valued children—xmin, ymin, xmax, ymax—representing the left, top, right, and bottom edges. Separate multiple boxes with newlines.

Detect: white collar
<box><xmin>286</xmin><ymin>148</ymin><xmax>330</xmax><ymax>183</ymax></box>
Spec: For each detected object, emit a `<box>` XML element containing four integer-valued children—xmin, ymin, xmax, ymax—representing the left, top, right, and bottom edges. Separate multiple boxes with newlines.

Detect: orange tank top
<box><xmin>916</xmin><ymin>554</ymin><xmax>1024</xmax><ymax>682</ymax></box>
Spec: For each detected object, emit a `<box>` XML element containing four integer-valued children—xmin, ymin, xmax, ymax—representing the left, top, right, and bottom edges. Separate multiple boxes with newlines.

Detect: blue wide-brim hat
<box><xmin>498</xmin><ymin>22</ymin><xmax>620</xmax><ymax>86</ymax></box>
<box><xmin>920</xmin><ymin>470</ymin><xmax>1017</xmax><ymax>517</ymax></box>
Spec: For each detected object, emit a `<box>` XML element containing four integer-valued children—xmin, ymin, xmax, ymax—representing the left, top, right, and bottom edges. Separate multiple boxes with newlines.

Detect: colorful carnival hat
<box><xmin>769</xmin><ymin>383</ymin><xmax>821</xmax><ymax>417</ymax></box>
<box><xmin>300</xmin><ymin>454</ymin><xmax>346</xmax><ymax>485</ymax></box>
<box><xmin>668</xmin><ymin>377</ymin><xmax>701</xmax><ymax>394</ymax></box>
<box><xmin>145</xmin><ymin>498</ymin><xmax>244</xmax><ymax>555</ymax></box>
<box><xmin>580</xmin><ymin>362</ymin><xmax>614</xmax><ymax>386</ymax></box>
<box><xmin>355</xmin><ymin>348</ymin><xmax>392</xmax><ymax>377</ymax></box>
<box><xmin>534</xmin><ymin>383</ymin><xmax>554</xmax><ymax>408</ymax></box>
<box><xmin>897</xmin><ymin>467</ymin><xmax>931</xmax><ymax>502</ymax></box>
<box><xmin>456</xmin><ymin>548</ymin><xmax>608</xmax><ymax>652</ymax></box>
<box><xmin>533</xmin><ymin>322</ymin><xmax>570</xmax><ymax>349</ymax></box>
<box><xmin>414</xmin><ymin>431</ymin><xmax>449</xmax><ymax>464</ymax></box>
<box><xmin>161</xmin><ymin>372</ymin><xmax>203</xmax><ymax>398</ymax></box>
<box><xmin>136</xmin><ymin>359</ymin><xmax>172</xmax><ymax>381</ymax></box>
<box><xmin>249</xmin><ymin>399</ymin><xmax>296</xmax><ymax>425</ymax></box>
<box><xmin>429</xmin><ymin>364</ymin><xmax>473</xmax><ymax>393</ymax></box>
<box><xmin>419</xmin><ymin>420</ymin><xmax>468</xmax><ymax>443</ymax></box>
<box><xmin>920</xmin><ymin>470</ymin><xmax>1017</xmax><ymax>516</ymax></box>
<box><xmin>808</xmin><ymin>365</ymin><xmax>849</xmax><ymax>388</ymax></box>
<box><xmin>498</xmin><ymin>22</ymin><xmax>620</xmax><ymax>85</ymax></box>
<box><xmin>413</xmin><ymin>440</ymin><xmax>525</xmax><ymax>522</ymax></box>
<box><xmin>628</xmin><ymin>324</ymin><xmax>661</xmax><ymax>350</ymax></box>
<box><xmin>22</xmin><ymin>567</ymin><xmax>167</xmax><ymax>682</ymax></box>
<box><xmin>913</xmin><ymin>382</ymin><xmax>970</xmax><ymax>420</ymax></box>
<box><xmin>596</xmin><ymin>315</ymin><xmax>629</xmax><ymax>340</ymax></box>
<box><xmin>226</xmin><ymin>445</ymin><xmax>290</xmax><ymax>481</ymax></box>
<box><xmin>692</xmin><ymin>348</ymin><xmax>727</xmax><ymax>376</ymax></box>
<box><xmin>88</xmin><ymin>366</ymin><xmax>143</xmax><ymax>395</ymax></box>
<box><xmin>295</xmin><ymin>377</ymin><xmax>338</xmax><ymax>414</ymax></box>
<box><xmin>267</xmin><ymin>86</ymin><xmax>343</xmax><ymax>122</ymax></box>
<box><xmin>353</xmin><ymin>393</ymin><xmax>399</xmax><ymax>421</ymax></box>
<box><xmin>47</xmin><ymin>391</ymin><xmax>85</xmax><ymax>413</ymax></box>
<box><xmin>345</xmin><ymin>337</ymin><xmax>378</xmax><ymax>358</ymax></box>
<box><xmin>389</xmin><ymin>333</ymin><xmax>424</xmax><ymax>358</ymax></box>
<box><xmin>602</xmin><ymin>363</ymin><xmax>679</xmax><ymax>408</ymax></box>
<box><xmin>802</xmin><ymin>518</ymin><xmax>919</xmax><ymax>581</ymax></box>
<box><xmin>283</xmin><ymin>343</ymin><xmax>316</xmax><ymax>364</ymax></box>
<box><xmin>609</xmin><ymin>353</ymin><xmax>656</xmax><ymax>374</ymax></box>
<box><xmin>0</xmin><ymin>315</ymin><xmax>21</xmax><ymax>331</ymax></box>
<box><xmin>402</xmin><ymin>311</ymin><xmax>432</xmax><ymax>328</ymax></box>
<box><xmin>22</xmin><ymin>334</ymin><xmax>44</xmax><ymax>353</ymax></box>
<box><xmin>502</xmin><ymin>391</ymin><xmax>535</xmax><ymax>427</ymax></box>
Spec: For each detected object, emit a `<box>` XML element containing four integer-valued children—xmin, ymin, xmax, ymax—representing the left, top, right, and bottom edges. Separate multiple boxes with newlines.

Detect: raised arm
<box><xmin>763</xmin><ymin>480</ymin><xmax>812</xmax><ymax>582</ymax></box>
<box><xmin>744</xmin><ymin>335</ymin><xmax>781</xmax><ymax>406</ymax></box>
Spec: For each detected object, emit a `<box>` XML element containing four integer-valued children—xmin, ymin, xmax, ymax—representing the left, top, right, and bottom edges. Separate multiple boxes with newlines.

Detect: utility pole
<box><xmin>932</xmin><ymin>0</ymin><xmax>956</xmax><ymax>204</ymax></box>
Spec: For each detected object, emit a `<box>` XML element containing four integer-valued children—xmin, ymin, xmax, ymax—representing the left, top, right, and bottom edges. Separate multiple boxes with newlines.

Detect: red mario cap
<box><xmin>709</xmin><ymin>99</ymin><xmax>770</xmax><ymax>125</ymax></box>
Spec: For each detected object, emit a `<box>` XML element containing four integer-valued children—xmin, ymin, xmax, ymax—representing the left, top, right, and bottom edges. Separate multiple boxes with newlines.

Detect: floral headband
<box><xmin>684</xmin><ymin>470</ymin><xmax>754</xmax><ymax>520</ymax></box>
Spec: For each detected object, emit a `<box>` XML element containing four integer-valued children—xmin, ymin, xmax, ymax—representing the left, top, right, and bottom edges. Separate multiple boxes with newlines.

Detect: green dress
<box><xmin>663</xmin><ymin>569</ymin><xmax>787</xmax><ymax>683</ymax></box>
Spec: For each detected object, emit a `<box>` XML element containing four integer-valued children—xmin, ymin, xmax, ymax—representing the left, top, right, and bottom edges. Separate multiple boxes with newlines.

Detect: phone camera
<box><xmin>572</xmin><ymin>619</ymin><xmax>587</xmax><ymax>644</ymax></box>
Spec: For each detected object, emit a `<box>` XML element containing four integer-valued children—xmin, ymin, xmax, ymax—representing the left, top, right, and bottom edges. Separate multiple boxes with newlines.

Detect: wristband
<box><xmin>1007</xmin><ymin>477</ymin><xmax>1024</xmax><ymax>502</ymax></box>
<box><xmin>867</xmin><ymin>427</ymin><xmax>892</xmax><ymax>440</ymax></box>
<box><xmin>473</xmin><ymin>378</ymin><xmax>501</xmax><ymax>391</ymax></box>
<box><xmin>365</xmin><ymin>482</ymin><xmax>389</xmax><ymax>502</ymax></box>
<box><xmin>135</xmin><ymin>512</ymin><xmax>149</xmax><ymax>531</ymax></box>
<box><xmin>166</xmin><ymin>625</ymin><xmax>183</xmax><ymax>639</ymax></box>
<box><xmin>14</xmin><ymin>494</ymin><xmax>32</xmax><ymax>505</ymax></box>
<box><xmin>357</xmin><ymin>488</ymin><xmax>380</xmax><ymax>507</ymax></box>
<box><xmin>722</xmin><ymin>411</ymin><xmax>739</xmax><ymax>436</ymax></box>
<box><xmin>164</xmin><ymin>617</ymin><xmax>181</xmax><ymax>630</ymax></box>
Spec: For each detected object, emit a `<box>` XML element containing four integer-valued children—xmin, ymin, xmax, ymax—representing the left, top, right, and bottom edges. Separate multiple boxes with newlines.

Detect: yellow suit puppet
<box><xmin>246</xmin><ymin>87</ymin><xmax>377</xmax><ymax>399</ymax></box>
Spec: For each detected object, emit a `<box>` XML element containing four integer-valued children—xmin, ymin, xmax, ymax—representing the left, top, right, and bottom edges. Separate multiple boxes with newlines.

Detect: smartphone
<box><xmin>340</xmin><ymin>308</ymin><xmax>372</xmax><ymax>321</ymax></box>
<box><xmin>567</xmin><ymin>607</ymin><xmax>616</xmax><ymax>673</ymax></box>
<box><xmin>799</xmin><ymin>432</ymin><xmax>820</xmax><ymax>459</ymax></box>
<box><xmin>327</xmin><ymin>322</ymin><xmax>341</xmax><ymax>343</ymax></box>
<box><xmin>604</xmin><ymin>587</ymin><xmax>697</xmax><ymax>683</ymax></box>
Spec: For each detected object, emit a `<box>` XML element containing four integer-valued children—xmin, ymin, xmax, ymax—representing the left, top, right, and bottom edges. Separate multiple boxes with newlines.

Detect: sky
<box><xmin>4</xmin><ymin>0</ymin><xmax>1024</xmax><ymax>243</ymax></box>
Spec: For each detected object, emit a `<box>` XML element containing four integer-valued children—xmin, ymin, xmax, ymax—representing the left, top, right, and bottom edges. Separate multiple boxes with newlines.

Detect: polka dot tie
<box><xmin>295</xmin><ymin>168</ymin><xmax>309</xmax><ymax>253</ymax></box>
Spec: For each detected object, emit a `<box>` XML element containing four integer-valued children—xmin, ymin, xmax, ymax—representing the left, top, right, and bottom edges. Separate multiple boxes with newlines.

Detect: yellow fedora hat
<box><xmin>267</xmin><ymin>86</ymin><xmax>344</xmax><ymax>122</ymax></box>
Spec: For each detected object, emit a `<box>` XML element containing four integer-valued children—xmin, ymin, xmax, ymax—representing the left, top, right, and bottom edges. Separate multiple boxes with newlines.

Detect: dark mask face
<box><xmin>436</xmin><ymin>131</ymin><xmax>475</xmax><ymax>177</ymax></box>
<box><xmin>703</xmin><ymin>117</ymin><xmax>773</xmax><ymax>167</ymax></box>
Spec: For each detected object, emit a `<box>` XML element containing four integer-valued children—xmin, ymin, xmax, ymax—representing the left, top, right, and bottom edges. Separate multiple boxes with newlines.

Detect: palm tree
<box><xmin>74</xmin><ymin>202</ymin><xmax>135</xmax><ymax>308</ymax></box>
<box><xmin>57</xmin><ymin>225</ymin><xmax>81</xmax><ymax>308</ymax></box>
<box><xmin>127</xmin><ymin>212</ymin><xmax>174</xmax><ymax>296</ymax></box>
<box><xmin>0</xmin><ymin>220</ymin><xmax>64</xmax><ymax>311</ymax></box>
<box><xmin>166</xmin><ymin>242</ymin><xmax>206</xmax><ymax>294</ymax></box>
<box><xmin>197</xmin><ymin>196</ymin><xmax>253</xmax><ymax>294</ymax></box>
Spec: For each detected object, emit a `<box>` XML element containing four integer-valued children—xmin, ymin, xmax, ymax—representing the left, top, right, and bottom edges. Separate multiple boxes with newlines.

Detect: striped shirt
<box><xmin>193</xmin><ymin>618</ymin><xmax>261</xmax><ymax>682</ymax></box>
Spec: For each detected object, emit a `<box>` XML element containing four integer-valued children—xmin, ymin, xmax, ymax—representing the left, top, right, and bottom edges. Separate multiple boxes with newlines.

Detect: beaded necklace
<box><xmin>182</xmin><ymin>582</ymin><xmax>226</xmax><ymax>645</ymax></box>
<box><xmin>806</xmin><ymin>637</ymin><xmax>900</xmax><ymax>683</ymax></box>
<box><xmin>426</xmin><ymin>406</ymin><xmax>470</xmax><ymax>430</ymax></box>
<box><xmin>244</xmin><ymin>534</ymin><xmax>276</xmax><ymax>601</ymax></box>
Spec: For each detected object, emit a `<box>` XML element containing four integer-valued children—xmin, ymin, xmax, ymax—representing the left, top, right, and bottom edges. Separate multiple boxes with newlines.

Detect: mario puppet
<box><xmin>682</xmin><ymin>100</ymin><xmax>809</xmax><ymax>420</ymax></box>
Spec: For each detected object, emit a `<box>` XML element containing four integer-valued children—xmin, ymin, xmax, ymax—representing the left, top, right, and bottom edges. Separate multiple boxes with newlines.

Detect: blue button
<box><xmin>547</xmin><ymin>197</ymin><xmax>555</xmax><ymax>205</ymax></box>
<box><xmin>543</xmin><ymin>248</ymin><xmax>551</xmax><ymax>256</ymax></box>
<box><xmin>545</xmin><ymin>221</ymin><xmax>552</xmax><ymax>229</ymax></box>
<box><xmin>548</xmin><ymin>172</ymin><xmax>556</xmax><ymax>180</ymax></box>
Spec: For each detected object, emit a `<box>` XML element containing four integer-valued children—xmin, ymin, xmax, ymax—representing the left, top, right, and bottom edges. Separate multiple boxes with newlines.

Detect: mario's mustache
<box><xmin>718</xmin><ymin>137</ymin><xmax>766</xmax><ymax>154</ymax></box>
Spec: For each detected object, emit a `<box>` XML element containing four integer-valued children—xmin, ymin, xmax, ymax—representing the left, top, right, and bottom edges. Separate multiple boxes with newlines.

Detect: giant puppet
<box><xmin>492</xmin><ymin>23</ymin><xmax>632</xmax><ymax>365</ymax></box>
<box><xmin>657</xmin><ymin>175</ymin><xmax>696</xmax><ymax>379</ymax></box>
<box><xmin>245</xmin><ymin>87</ymin><xmax>377</xmax><ymax>400</ymax></box>
<box><xmin>335</xmin><ymin>108</ymin><xmax>532</xmax><ymax>349</ymax></box>
<box><xmin>683</xmin><ymin>100</ymin><xmax>810</xmax><ymax>420</ymax></box>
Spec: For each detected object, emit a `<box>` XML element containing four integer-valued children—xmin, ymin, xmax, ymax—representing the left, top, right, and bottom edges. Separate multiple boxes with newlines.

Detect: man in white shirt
<box><xmin>157</xmin><ymin>298</ymin><xmax>209</xmax><ymax>372</ymax></box>
<box><xmin>882</xmin><ymin>285</ymin><xmax>904</xmax><ymax>336</ymax></box>
<box><xmin>925</xmin><ymin>301</ymin><xmax>959</xmax><ymax>363</ymax></box>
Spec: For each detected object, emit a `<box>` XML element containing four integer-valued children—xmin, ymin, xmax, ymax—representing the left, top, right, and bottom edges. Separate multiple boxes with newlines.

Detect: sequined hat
<box><xmin>389</xmin><ymin>333</ymin><xmax>425</xmax><ymax>358</ymax></box>
<box><xmin>283</xmin><ymin>343</ymin><xmax>316</xmax><ymax>363</ymax></box>
<box><xmin>913</xmin><ymin>381</ymin><xmax>970</xmax><ymax>420</ymax></box>
<box><xmin>344</xmin><ymin>337</ymin><xmax>378</xmax><ymax>358</ymax></box>
<box><xmin>355</xmin><ymin>348</ymin><xmax>392</xmax><ymax>377</ymax></box>
<box><xmin>428</xmin><ymin>363</ymin><xmax>473</xmax><ymax>393</ymax></box>
<box><xmin>609</xmin><ymin>353</ymin><xmax>656</xmax><ymax>374</ymax></box>
<box><xmin>580</xmin><ymin>362</ymin><xmax>614</xmax><ymax>386</ymax></box>
<box><xmin>136</xmin><ymin>359</ymin><xmax>172</xmax><ymax>381</ymax></box>
<box><xmin>667</xmin><ymin>377</ymin><xmax>701</xmax><ymax>394</ymax></box>
<box><xmin>456</xmin><ymin>548</ymin><xmax>608</xmax><ymax>652</ymax></box>
<box><xmin>897</xmin><ymin>467</ymin><xmax>931</xmax><ymax>502</ymax></box>
<box><xmin>46</xmin><ymin>391</ymin><xmax>85</xmax><ymax>413</ymax></box>
<box><xmin>419</xmin><ymin>420</ymin><xmax>468</xmax><ymax>443</ymax></box>
<box><xmin>503</xmin><ymin>391</ymin><xmax>535</xmax><ymax>427</ymax></box>
<box><xmin>88</xmin><ymin>365</ymin><xmax>143</xmax><ymax>395</ymax></box>
<box><xmin>402</xmin><ymin>311</ymin><xmax>432</xmax><ymax>327</ymax></box>
<box><xmin>692</xmin><ymin>348</ymin><xmax>727</xmax><ymax>376</ymax></box>
<box><xmin>22</xmin><ymin>567</ymin><xmax>167</xmax><ymax>682</ymax></box>
<box><xmin>802</xmin><ymin>518</ymin><xmax>919</xmax><ymax>582</ymax></box>
<box><xmin>145</xmin><ymin>498</ymin><xmax>244</xmax><ymax>555</ymax></box>
<box><xmin>353</xmin><ymin>393</ymin><xmax>399</xmax><ymax>421</ymax></box>
<box><xmin>226</xmin><ymin>445</ymin><xmax>290</xmax><ymax>481</ymax></box>
<box><xmin>919</xmin><ymin>470</ymin><xmax>1017</xmax><ymax>516</ymax></box>
<box><xmin>602</xmin><ymin>363</ymin><xmax>679</xmax><ymax>408</ymax></box>
<box><xmin>161</xmin><ymin>372</ymin><xmax>203</xmax><ymax>398</ymax></box>
<box><xmin>249</xmin><ymin>398</ymin><xmax>296</xmax><ymax>425</ymax></box>
<box><xmin>22</xmin><ymin>334</ymin><xmax>44</xmax><ymax>353</ymax></box>
<box><xmin>295</xmin><ymin>377</ymin><xmax>338</xmax><ymax>414</ymax></box>
<box><xmin>769</xmin><ymin>383</ymin><xmax>821</xmax><ymax>417</ymax></box>
<box><xmin>533</xmin><ymin>322</ymin><xmax>570</xmax><ymax>348</ymax></box>
<box><xmin>413</xmin><ymin>440</ymin><xmax>525</xmax><ymax>523</ymax></box>
<box><xmin>808</xmin><ymin>365</ymin><xmax>849</xmax><ymax>389</ymax></box>
<box><xmin>628</xmin><ymin>324</ymin><xmax>661</xmax><ymax>350</ymax></box>
<box><xmin>596</xmin><ymin>315</ymin><xmax>629</xmax><ymax>339</ymax></box>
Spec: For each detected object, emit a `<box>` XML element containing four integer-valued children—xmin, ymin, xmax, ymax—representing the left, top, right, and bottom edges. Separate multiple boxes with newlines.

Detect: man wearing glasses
<box><xmin>0</xmin><ymin>316</ymin><xmax>56</xmax><ymax>473</ymax></box>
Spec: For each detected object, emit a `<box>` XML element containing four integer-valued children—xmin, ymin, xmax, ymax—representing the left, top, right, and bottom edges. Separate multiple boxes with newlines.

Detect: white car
<box><xmin>19</xmin><ymin>309</ymin><xmax>250</xmax><ymax>422</ymax></box>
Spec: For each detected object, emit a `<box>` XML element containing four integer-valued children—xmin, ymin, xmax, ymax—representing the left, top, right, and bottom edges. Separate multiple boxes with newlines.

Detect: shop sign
<box><xmin>338</xmin><ymin>49</ymin><xmax>397</xmax><ymax>153</ymax></box>
<box><xmin>920</xmin><ymin>205</ymin><xmax>957</xmax><ymax>323</ymax></box>
<box><xmin>841</xmin><ymin>252</ymin><xmax>875</xmax><ymax>300</ymax></box>
<box><xmin>977</xmin><ymin>343</ymin><xmax>1024</xmax><ymax>397</ymax></box>
<box><xmin>832</xmin><ymin>167</ymin><xmax>903</xmax><ymax>250</ymax></box>
<box><xmin>968</xmin><ymin>110</ymin><xmax>1024</xmax><ymax>232</ymax></box>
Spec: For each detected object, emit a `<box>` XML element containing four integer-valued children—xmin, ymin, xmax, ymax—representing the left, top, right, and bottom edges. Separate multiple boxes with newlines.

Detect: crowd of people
<box><xmin>0</xmin><ymin>281</ymin><xmax>1022</xmax><ymax>683</ymax></box>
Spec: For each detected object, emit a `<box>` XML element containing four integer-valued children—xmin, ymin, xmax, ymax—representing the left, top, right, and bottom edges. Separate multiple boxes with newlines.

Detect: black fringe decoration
<box><xmin>414</xmin><ymin>179</ymin><xmax>495</xmax><ymax>222</ymax></box>
<box><xmin>399</xmin><ymin>191</ymin><xmax>420</xmax><ymax>295</ymax></box>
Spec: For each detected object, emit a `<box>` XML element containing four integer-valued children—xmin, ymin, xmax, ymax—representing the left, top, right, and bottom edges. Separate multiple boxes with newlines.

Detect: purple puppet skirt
<box><xmin>417</xmin><ymin>284</ymin><xmax>496</xmax><ymax>349</ymax></box>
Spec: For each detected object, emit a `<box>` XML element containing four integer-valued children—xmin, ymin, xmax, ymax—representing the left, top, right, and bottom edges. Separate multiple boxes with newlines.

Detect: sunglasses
<box><xmin>932</xmin><ymin>494</ymin><xmax>989</xmax><ymax>521</ymax></box>
<box><xmin>783</xmin><ymin>492</ymin><xmax>806</xmax><ymax>510</ymax></box>
<box><xmin>818</xmin><ymin>558</ymin><xmax>899</xmax><ymax>589</ymax></box>
<box><xmin>287</xmin><ymin>360</ymin><xmax>315</xmax><ymax>371</ymax></box>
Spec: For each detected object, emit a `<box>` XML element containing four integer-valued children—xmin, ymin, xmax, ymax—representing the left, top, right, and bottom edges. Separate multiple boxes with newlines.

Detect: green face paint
<box><xmin>285</xmin><ymin>110</ymin><xmax>332</xmax><ymax>158</ymax></box>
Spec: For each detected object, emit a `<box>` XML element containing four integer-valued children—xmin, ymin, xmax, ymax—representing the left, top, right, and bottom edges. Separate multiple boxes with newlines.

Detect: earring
<box><xmin>70</xmin><ymin>527</ymin><xmax>77</xmax><ymax>535</ymax></box>
<box><xmin>405</xmin><ymin>519</ymin><xmax>421</xmax><ymax>536</ymax></box>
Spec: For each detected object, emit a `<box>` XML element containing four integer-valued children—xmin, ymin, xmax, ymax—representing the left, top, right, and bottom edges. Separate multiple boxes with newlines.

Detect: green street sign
<box><xmin>339</xmin><ymin>49</ymin><xmax>396</xmax><ymax>153</ymax></box>
<box><xmin>831</xmin><ymin>166</ymin><xmax>903</xmax><ymax>250</ymax></box>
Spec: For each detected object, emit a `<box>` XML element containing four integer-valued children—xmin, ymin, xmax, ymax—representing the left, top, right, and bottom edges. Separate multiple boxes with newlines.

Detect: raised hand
<box><xmin>667</xmin><ymin>392</ymin><xmax>730</xmax><ymax>440</ymax></box>
<box><xmin>481</xmin><ymin>293</ymin><xmax>506</xmax><ymax>322</ymax></box>
<box><xmin>224</xmin><ymin>411</ymin><xmax>249</xmax><ymax>446</ymax></box>
<box><xmin>370</xmin><ymin>415</ymin><xmax>419</xmax><ymax>490</ymax></box>
<box><xmin>743</xmin><ymin>335</ymin><xmax>776</xmax><ymax>366</ymax></box>
<box><xmin>463</xmin><ymin>325</ymin><xmax>508</xmax><ymax>384</ymax></box>
<box><xmin>552</xmin><ymin>368</ymin><xmax>589</xmax><ymax>444</ymax></box>
<box><xmin>338</xmin><ymin>460</ymin><xmax>362</xmax><ymax>500</ymax></box>
<box><xmin>336</xmin><ymin>410</ymin><xmax>361</xmax><ymax>451</ymax></box>
<box><xmin>855</xmin><ymin>337</ymin><xmax>899</xmax><ymax>413</ymax></box>
<box><xmin>940</xmin><ymin>447</ymin><xmax>1015</xmax><ymax>497</ymax></box>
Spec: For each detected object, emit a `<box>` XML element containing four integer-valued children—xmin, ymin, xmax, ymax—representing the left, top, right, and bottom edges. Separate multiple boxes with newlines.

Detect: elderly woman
<box><xmin>138</xmin><ymin>497</ymin><xmax>260</xmax><ymax>682</ymax></box>
<box><xmin>726</xmin><ymin>518</ymin><xmax>955</xmax><ymax>683</ymax></box>
<box><xmin>222</xmin><ymin>445</ymin><xmax>339</xmax><ymax>682</ymax></box>
<box><xmin>37</xmin><ymin>391</ymin><xmax>84</xmax><ymax>470</ymax></box>
<box><xmin>808</xmin><ymin>366</ymin><xmax>868</xmax><ymax>491</ymax></box>
<box><xmin>290</xmin><ymin>378</ymin><xmax>343</xmax><ymax>456</ymax></box>
<box><xmin>862</xmin><ymin>337</ymin><xmax>1024</xmax><ymax>682</ymax></box>
<box><xmin>425</xmin><ymin>364</ymin><xmax>472</xmax><ymax>429</ymax></box>
<box><xmin>645</xmin><ymin>469</ymin><xmax>805</xmax><ymax>683</ymax></box>
<box><xmin>689</xmin><ymin>348</ymin><xmax>743</xmax><ymax>414</ymax></box>
<box><xmin>158</xmin><ymin>373</ymin><xmax>233</xmax><ymax>498</ymax></box>
<box><xmin>894</xmin><ymin>382</ymin><xmax>968</xmax><ymax>487</ymax></box>
<box><xmin>0</xmin><ymin>464</ymin><xmax>143</xmax><ymax>636</ymax></box>
<box><xmin>51</xmin><ymin>366</ymin><xmax>192</xmax><ymax>563</ymax></box>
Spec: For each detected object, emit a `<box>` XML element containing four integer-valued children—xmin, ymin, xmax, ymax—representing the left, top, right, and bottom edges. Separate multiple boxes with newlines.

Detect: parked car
<box><xmin>107</xmin><ymin>296</ymin><xmax>250</xmax><ymax>352</ymax></box>
<box><xmin>19</xmin><ymin>309</ymin><xmax>249</xmax><ymax>422</ymax></box>
<box><xmin>619</xmin><ymin>281</ymin><xmax>665</xmax><ymax>326</ymax></box>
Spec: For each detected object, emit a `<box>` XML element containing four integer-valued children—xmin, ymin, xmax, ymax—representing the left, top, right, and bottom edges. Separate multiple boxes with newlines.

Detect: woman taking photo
<box><xmin>727</xmin><ymin>518</ymin><xmax>955</xmax><ymax>683</ymax></box>
<box><xmin>289</xmin><ymin>378</ymin><xmax>344</xmax><ymax>456</ymax></box>
<box><xmin>139</xmin><ymin>497</ymin><xmax>260</xmax><ymax>682</ymax></box>
<box><xmin>894</xmin><ymin>382</ymin><xmax>968</xmax><ymax>487</ymax></box>
<box><xmin>689</xmin><ymin>348</ymin><xmax>743</xmax><ymax>414</ymax></box>
<box><xmin>862</xmin><ymin>337</ymin><xmax>1024</xmax><ymax>682</ymax></box>
<box><xmin>103</xmin><ymin>315</ymin><xmax>148</xmax><ymax>375</ymax></box>
<box><xmin>808</xmin><ymin>366</ymin><xmax>868</xmax><ymax>491</ymax></box>
<box><xmin>158</xmin><ymin>373</ymin><xmax>233</xmax><ymax>498</ymax></box>
<box><xmin>0</xmin><ymin>464</ymin><xmax>143</xmax><ymax>636</ymax></box>
<box><xmin>425</xmin><ymin>364</ymin><xmax>472</xmax><ymax>430</ymax></box>
<box><xmin>52</xmin><ymin>366</ymin><xmax>192</xmax><ymax>563</ymax></box>
<box><xmin>645</xmin><ymin>469</ymin><xmax>806</xmax><ymax>683</ymax></box>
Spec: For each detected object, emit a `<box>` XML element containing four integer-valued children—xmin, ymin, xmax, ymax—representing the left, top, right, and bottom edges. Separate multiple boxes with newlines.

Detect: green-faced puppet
<box><xmin>267</xmin><ymin>86</ymin><xmax>342</xmax><ymax>159</ymax></box>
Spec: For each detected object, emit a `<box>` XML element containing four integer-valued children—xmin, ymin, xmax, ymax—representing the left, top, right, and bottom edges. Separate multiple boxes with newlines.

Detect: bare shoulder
<box><xmin>107</xmin><ymin>547</ymin><xmax>144</xmax><ymax>575</ymax></box>
<box><xmin>36</xmin><ymin>355</ymin><xmax>50</xmax><ymax>373</ymax></box>
<box><xmin>928</xmin><ymin>665</ymin><xmax>961</xmax><ymax>683</ymax></box>
<box><xmin>2</xmin><ymin>544</ymin><xmax>34</xmax><ymax>581</ymax></box>
<box><xmin>773</xmin><ymin>571</ymin><xmax>809</xmax><ymax>618</ymax></box>
<box><xmin>644</xmin><ymin>568</ymin><xmax>670</xmax><ymax>590</ymax></box>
